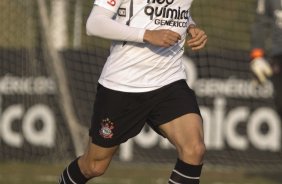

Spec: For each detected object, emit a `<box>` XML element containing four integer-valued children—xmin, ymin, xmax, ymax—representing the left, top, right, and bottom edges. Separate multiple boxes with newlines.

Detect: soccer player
<box><xmin>250</xmin><ymin>0</ymin><xmax>282</xmax><ymax>119</ymax></box>
<box><xmin>58</xmin><ymin>0</ymin><xmax>208</xmax><ymax>183</ymax></box>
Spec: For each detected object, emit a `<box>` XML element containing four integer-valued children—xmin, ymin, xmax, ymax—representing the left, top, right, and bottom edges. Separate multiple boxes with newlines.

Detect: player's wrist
<box><xmin>188</xmin><ymin>24</ymin><xmax>196</xmax><ymax>29</ymax></box>
<box><xmin>143</xmin><ymin>30</ymin><xmax>152</xmax><ymax>43</ymax></box>
<box><xmin>187</xmin><ymin>24</ymin><xmax>197</xmax><ymax>32</ymax></box>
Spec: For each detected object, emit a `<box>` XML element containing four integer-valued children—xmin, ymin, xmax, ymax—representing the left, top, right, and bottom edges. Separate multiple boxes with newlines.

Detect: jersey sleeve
<box><xmin>86</xmin><ymin>5</ymin><xmax>145</xmax><ymax>43</ymax></box>
<box><xmin>94</xmin><ymin>0</ymin><xmax>122</xmax><ymax>13</ymax></box>
<box><xmin>187</xmin><ymin>14</ymin><xmax>196</xmax><ymax>27</ymax></box>
<box><xmin>185</xmin><ymin>8</ymin><xmax>196</xmax><ymax>28</ymax></box>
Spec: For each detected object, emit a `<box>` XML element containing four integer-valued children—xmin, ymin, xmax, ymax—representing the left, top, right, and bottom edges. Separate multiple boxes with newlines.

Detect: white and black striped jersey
<box><xmin>93</xmin><ymin>0</ymin><xmax>195</xmax><ymax>92</ymax></box>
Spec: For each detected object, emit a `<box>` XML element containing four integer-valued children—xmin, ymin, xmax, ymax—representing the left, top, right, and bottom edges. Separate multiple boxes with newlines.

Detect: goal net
<box><xmin>0</xmin><ymin>0</ymin><xmax>281</xmax><ymax>170</ymax></box>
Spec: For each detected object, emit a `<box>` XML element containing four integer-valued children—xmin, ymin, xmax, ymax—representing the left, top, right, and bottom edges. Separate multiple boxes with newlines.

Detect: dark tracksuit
<box><xmin>251</xmin><ymin>0</ymin><xmax>282</xmax><ymax>118</ymax></box>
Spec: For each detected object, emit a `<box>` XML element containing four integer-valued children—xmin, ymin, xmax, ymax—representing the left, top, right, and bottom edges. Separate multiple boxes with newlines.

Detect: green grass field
<box><xmin>0</xmin><ymin>161</ymin><xmax>281</xmax><ymax>184</ymax></box>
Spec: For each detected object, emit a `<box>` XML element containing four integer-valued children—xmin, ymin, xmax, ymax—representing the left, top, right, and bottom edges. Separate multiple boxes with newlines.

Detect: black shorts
<box><xmin>89</xmin><ymin>79</ymin><xmax>201</xmax><ymax>147</ymax></box>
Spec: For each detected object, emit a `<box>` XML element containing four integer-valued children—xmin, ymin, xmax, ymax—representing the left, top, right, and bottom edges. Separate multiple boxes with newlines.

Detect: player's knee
<box><xmin>181</xmin><ymin>141</ymin><xmax>206</xmax><ymax>160</ymax></box>
<box><xmin>194</xmin><ymin>142</ymin><xmax>206</xmax><ymax>158</ymax></box>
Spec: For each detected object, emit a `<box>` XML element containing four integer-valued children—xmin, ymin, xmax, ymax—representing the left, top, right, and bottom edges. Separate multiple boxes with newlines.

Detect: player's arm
<box><xmin>185</xmin><ymin>14</ymin><xmax>207</xmax><ymax>50</ymax></box>
<box><xmin>86</xmin><ymin>5</ymin><xmax>181</xmax><ymax>47</ymax></box>
<box><xmin>86</xmin><ymin>5</ymin><xmax>145</xmax><ymax>43</ymax></box>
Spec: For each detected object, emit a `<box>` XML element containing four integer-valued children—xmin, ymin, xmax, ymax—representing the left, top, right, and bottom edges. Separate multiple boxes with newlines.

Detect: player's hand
<box><xmin>186</xmin><ymin>25</ymin><xmax>207</xmax><ymax>50</ymax></box>
<box><xmin>250</xmin><ymin>57</ymin><xmax>273</xmax><ymax>84</ymax></box>
<box><xmin>143</xmin><ymin>29</ymin><xmax>181</xmax><ymax>47</ymax></box>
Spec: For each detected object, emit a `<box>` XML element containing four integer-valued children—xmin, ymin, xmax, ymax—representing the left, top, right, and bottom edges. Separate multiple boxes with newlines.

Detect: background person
<box><xmin>250</xmin><ymin>0</ymin><xmax>282</xmax><ymax>118</ymax></box>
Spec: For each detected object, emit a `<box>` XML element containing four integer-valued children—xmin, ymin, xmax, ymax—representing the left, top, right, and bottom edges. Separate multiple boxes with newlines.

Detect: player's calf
<box><xmin>58</xmin><ymin>157</ymin><xmax>89</xmax><ymax>184</ymax></box>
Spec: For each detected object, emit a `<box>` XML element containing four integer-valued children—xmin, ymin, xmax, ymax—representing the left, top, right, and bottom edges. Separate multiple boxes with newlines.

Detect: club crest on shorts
<box><xmin>99</xmin><ymin>118</ymin><xmax>114</xmax><ymax>139</ymax></box>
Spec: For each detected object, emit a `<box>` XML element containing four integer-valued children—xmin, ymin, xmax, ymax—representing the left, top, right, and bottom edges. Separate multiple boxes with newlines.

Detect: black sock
<box><xmin>58</xmin><ymin>157</ymin><xmax>89</xmax><ymax>184</ymax></box>
<box><xmin>168</xmin><ymin>158</ymin><xmax>203</xmax><ymax>184</ymax></box>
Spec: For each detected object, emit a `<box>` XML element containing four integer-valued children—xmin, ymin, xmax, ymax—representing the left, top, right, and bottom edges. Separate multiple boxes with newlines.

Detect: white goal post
<box><xmin>37</xmin><ymin>0</ymin><xmax>88</xmax><ymax>157</ymax></box>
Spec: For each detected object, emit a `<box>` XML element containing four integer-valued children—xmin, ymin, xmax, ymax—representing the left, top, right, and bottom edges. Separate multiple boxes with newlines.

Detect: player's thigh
<box><xmin>159</xmin><ymin>113</ymin><xmax>204</xmax><ymax>150</ymax></box>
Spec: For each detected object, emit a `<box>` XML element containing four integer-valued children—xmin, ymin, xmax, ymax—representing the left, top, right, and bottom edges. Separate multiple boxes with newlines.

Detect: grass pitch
<box><xmin>0</xmin><ymin>161</ymin><xmax>281</xmax><ymax>184</ymax></box>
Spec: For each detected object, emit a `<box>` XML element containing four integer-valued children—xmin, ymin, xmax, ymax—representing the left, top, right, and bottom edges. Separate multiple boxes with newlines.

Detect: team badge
<box><xmin>99</xmin><ymin>118</ymin><xmax>114</xmax><ymax>139</ymax></box>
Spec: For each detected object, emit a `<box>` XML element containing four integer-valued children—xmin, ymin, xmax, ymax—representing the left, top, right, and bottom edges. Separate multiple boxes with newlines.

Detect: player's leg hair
<box><xmin>159</xmin><ymin>113</ymin><xmax>205</xmax><ymax>184</ymax></box>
